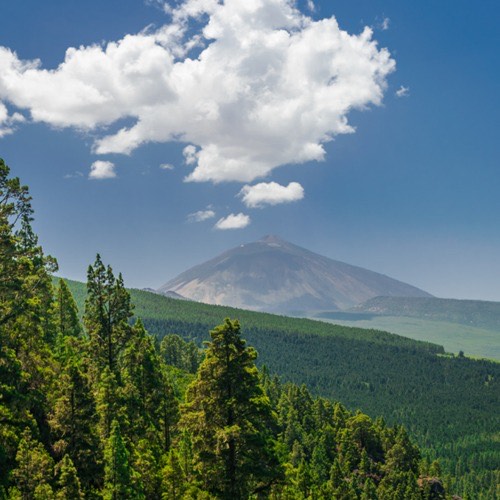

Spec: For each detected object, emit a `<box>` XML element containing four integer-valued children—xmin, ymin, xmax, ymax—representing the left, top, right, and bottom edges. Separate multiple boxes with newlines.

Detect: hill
<box><xmin>157</xmin><ymin>235</ymin><xmax>432</xmax><ymax>313</ymax></box>
<box><xmin>315</xmin><ymin>313</ymin><xmax>500</xmax><ymax>360</ymax></box>
<box><xmin>61</xmin><ymin>277</ymin><xmax>500</xmax><ymax>497</ymax></box>
<box><xmin>352</xmin><ymin>295</ymin><xmax>500</xmax><ymax>331</ymax></box>
<box><xmin>321</xmin><ymin>296</ymin><xmax>500</xmax><ymax>359</ymax></box>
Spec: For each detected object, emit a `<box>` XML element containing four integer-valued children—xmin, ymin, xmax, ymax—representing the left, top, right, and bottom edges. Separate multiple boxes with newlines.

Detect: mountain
<box><xmin>157</xmin><ymin>235</ymin><xmax>432</xmax><ymax>313</ymax></box>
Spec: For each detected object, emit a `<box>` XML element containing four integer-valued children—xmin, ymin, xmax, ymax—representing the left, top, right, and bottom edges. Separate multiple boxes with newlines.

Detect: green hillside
<box><xmin>60</xmin><ymin>277</ymin><xmax>500</xmax><ymax>497</ymax></box>
<box><xmin>60</xmin><ymin>278</ymin><xmax>443</xmax><ymax>352</ymax></box>
<box><xmin>351</xmin><ymin>295</ymin><xmax>500</xmax><ymax>331</ymax></box>
<box><xmin>314</xmin><ymin>313</ymin><xmax>500</xmax><ymax>360</ymax></box>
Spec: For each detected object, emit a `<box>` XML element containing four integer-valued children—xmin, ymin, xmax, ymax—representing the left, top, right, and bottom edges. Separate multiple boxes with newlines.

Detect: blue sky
<box><xmin>1</xmin><ymin>0</ymin><xmax>499</xmax><ymax>301</ymax></box>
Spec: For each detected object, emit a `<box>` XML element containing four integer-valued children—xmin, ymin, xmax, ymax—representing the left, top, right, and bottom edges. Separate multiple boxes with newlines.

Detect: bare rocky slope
<box><xmin>157</xmin><ymin>235</ymin><xmax>431</xmax><ymax>313</ymax></box>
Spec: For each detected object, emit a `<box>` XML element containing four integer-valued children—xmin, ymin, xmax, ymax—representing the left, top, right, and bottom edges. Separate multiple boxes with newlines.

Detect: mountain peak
<box><xmin>158</xmin><ymin>237</ymin><xmax>431</xmax><ymax>313</ymax></box>
<box><xmin>258</xmin><ymin>234</ymin><xmax>287</xmax><ymax>245</ymax></box>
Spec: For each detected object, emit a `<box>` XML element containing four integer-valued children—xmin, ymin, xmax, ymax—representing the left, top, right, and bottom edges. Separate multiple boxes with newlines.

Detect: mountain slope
<box><xmin>158</xmin><ymin>235</ymin><xmax>432</xmax><ymax>313</ymax></box>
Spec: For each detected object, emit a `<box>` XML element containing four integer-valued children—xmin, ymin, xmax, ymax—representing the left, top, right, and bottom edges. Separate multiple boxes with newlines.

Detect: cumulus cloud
<box><xmin>0</xmin><ymin>102</ymin><xmax>25</xmax><ymax>138</ymax></box>
<box><xmin>396</xmin><ymin>85</ymin><xmax>410</xmax><ymax>98</ymax></box>
<box><xmin>381</xmin><ymin>17</ymin><xmax>390</xmax><ymax>31</ymax></box>
<box><xmin>0</xmin><ymin>0</ymin><xmax>394</xmax><ymax>185</ymax></box>
<box><xmin>188</xmin><ymin>209</ymin><xmax>216</xmax><ymax>222</ymax></box>
<box><xmin>89</xmin><ymin>160</ymin><xmax>117</xmax><ymax>179</ymax></box>
<box><xmin>160</xmin><ymin>163</ymin><xmax>174</xmax><ymax>170</ymax></box>
<box><xmin>214</xmin><ymin>212</ymin><xmax>250</xmax><ymax>230</ymax></box>
<box><xmin>239</xmin><ymin>181</ymin><xmax>304</xmax><ymax>208</ymax></box>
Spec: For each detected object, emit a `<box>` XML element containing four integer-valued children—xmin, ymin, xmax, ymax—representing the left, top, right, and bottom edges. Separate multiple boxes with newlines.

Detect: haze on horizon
<box><xmin>0</xmin><ymin>0</ymin><xmax>499</xmax><ymax>301</ymax></box>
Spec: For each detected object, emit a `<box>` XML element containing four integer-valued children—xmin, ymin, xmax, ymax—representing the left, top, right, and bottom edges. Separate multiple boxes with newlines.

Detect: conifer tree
<box><xmin>0</xmin><ymin>158</ymin><xmax>57</xmax><ymax>330</ymax></box>
<box><xmin>49</xmin><ymin>351</ymin><xmax>100</xmax><ymax>490</ymax></box>
<box><xmin>131</xmin><ymin>439</ymin><xmax>161</xmax><ymax>500</ymax></box>
<box><xmin>55</xmin><ymin>455</ymin><xmax>84</xmax><ymax>500</ymax></box>
<box><xmin>0</xmin><ymin>343</ymin><xmax>26</xmax><ymax>486</ymax></box>
<box><xmin>162</xmin><ymin>449</ymin><xmax>187</xmax><ymax>500</ymax></box>
<box><xmin>361</xmin><ymin>477</ymin><xmax>378</xmax><ymax>500</ymax></box>
<box><xmin>181</xmin><ymin>318</ymin><xmax>282</xmax><ymax>499</ymax></box>
<box><xmin>12</xmin><ymin>428</ymin><xmax>54</xmax><ymax>499</ymax></box>
<box><xmin>384</xmin><ymin>426</ymin><xmax>420</xmax><ymax>474</ymax></box>
<box><xmin>102</xmin><ymin>420</ymin><xmax>137</xmax><ymax>500</ymax></box>
<box><xmin>160</xmin><ymin>334</ymin><xmax>202</xmax><ymax>373</ymax></box>
<box><xmin>121</xmin><ymin>319</ymin><xmax>176</xmax><ymax>443</ymax></box>
<box><xmin>84</xmin><ymin>256</ymin><xmax>133</xmax><ymax>374</ymax></box>
<box><xmin>54</xmin><ymin>279</ymin><xmax>82</xmax><ymax>340</ymax></box>
<box><xmin>95</xmin><ymin>367</ymin><xmax>123</xmax><ymax>442</ymax></box>
<box><xmin>157</xmin><ymin>366</ymin><xmax>179</xmax><ymax>452</ymax></box>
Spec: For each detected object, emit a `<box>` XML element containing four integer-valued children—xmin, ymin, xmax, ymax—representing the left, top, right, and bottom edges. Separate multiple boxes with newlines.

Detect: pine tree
<box><xmin>48</xmin><ymin>350</ymin><xmax>100</xmax><ymax>491</ymax></box>
<box><xmin>131</xmin><ymin>439</ymin><xmax>161</xmax><ymax>500</ymax></box>
<box><xmin>161</xmin><ymin>449</ymin><xmax>187</xmax><ymax>500</ymax></box>
<box><xmin>157</xmin><ymin>365</ymin><xmax>179</xmax><ymax>452</ymax></box>
<box><xmin>121</xmin><ymin>319</ymin><xmax>178</xmax><ymax>445</ymax></box>
<box><xmin>310</xmin><ymin>438</ymin><xmax>330</xmax><ymax>485</ymax></box>
<box><xmin>54</xmin><ymin>279</ymin><xmax>82</xmax><ymax>341</ymax></box>
<box><xmin>0</xmin><ymin>158</ymin><xmax>57</xmax><ymax>330</ymax></box>
<box><xmin>84</xmin><ymin>256</ymin><xmax>133</xmax><ymax>374</ymax></box>
<box><xmin>160</xmin><ymin>334</ymin><xmax>202</xmax><ymax>373</ymax></box>
<box><xmin>12</xmin><ymin>428</ymin><xmax>54</xmax><ymax>499</ymax></box>
<box><xmin>102</xmin><ymin>420</ymin><xmax>136</xmax><ymax>500</ymax></box>
<box><xmin>181</xmin><ymin>318</ymin><xmax>282</xmax><ymax>499</ymax></box>
<box><xmin>0</xmin><ymin>160</ymin><xmax>57</xmax><ymax>485</ymax></box>
<box><xmin>384</xmin><ymin>426</ymin><xmax>420</xmax><ymax>475</ymax></box>
<box><xmin>361</xmin><ymin>477</ymin><xmax>378</xmax><ymax>500</ymax></box>
<box><xmin>95</xmin><ymin>367</ymin><xmax>123</xmax><ymax>443</ymax></box>
<box><xmin>55</xmin><ymin>455</ymin><xmax>84</xmax><ymax>500</ymax></box>
<box><xmin>0</xmin><ymin>343</ymin><xmax>26</xmax><ymax>486</ymax></box>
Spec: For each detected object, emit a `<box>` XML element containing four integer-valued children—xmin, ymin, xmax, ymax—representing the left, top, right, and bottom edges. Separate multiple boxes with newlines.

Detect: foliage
<box><xmin>181</xmin><ymin>319</ymin><xmax>282</xmax><ymax>498</ymax></box>
<box><xmin>61</xmin><ymin>278</ymin><xmax>500</xmax><ymax>499</ymax></box>
<box><xmin>84</xmin><ymin>255</ymin><xmax>133</xmax><ymax>374</ymax></box>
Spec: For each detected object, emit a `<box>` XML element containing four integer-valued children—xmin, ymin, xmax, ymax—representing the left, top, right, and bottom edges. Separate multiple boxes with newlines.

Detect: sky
<box><xmin>1</xmin><ymin>0</ymin><xmax>499</xmax><ymax>301</ymax></box>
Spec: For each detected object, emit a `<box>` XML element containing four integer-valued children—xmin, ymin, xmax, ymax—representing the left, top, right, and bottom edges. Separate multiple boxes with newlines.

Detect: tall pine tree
<box><xmin>84</xmin><ymin>255</ymin><xmax>133</xmax><ymax>375</ymax></box>
<box><xmin>181</xmin><ymin>318</ymin><xmax>282</xmax><ymax>499</ymax></box>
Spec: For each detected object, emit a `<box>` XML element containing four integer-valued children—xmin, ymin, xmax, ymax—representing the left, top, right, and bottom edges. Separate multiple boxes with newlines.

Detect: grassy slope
<box><xmin>351</xmin><ymin>295</ymin><xmax>500</xmax><ymax>330</ymax></box>
<box><xmin>314</xmin><ymin>314</ymin><xmax>500</xmax><ymax>360</ymax></box>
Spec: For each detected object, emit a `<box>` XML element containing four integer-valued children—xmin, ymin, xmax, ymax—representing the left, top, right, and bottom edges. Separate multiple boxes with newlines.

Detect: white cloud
<box><xmin>381</xmin><ymin>17</ymin><xmax>390</xmax><ymax>31</ymax></box>
<box><xmin>0</xmin><ymin>102</ymin><xmax>25</xmax><ymax>138</ymax></box>
<box><xmin>306</xmin><ymin>0</ymin><xmax>316</xmax><ymax>13</ymax></box>
<box><xmin>182</xmin><ymin>145</ymin><xmax>198</xmax><ymax>166</ymax></box>
<box><xmin>188</xmin><ymin>209</ymin><xmax>216</xmax><ymax>222</ymax></box>
<box><xmin>89</xmin><ymin>160</ymin><xmax>117</xmax><ymax>179</ymax></box>
<box><xmin>396</xmin><ymin>85</ymin><xmax>410</xmax><ymax>98</ymax></box>
<box><xmin>214</xmin><ymin>212</ymin><xmax>250</xmax><ymax>230</ymax></box>
<box><xmin>0</xmin><ymin>0</ymin><xmax>395</xmax><ymax>184</ymax></box>
<box><xmin>239</xmin><ymin>181</ymin><xmax>304</xmax><ymax>208</ymax></box>
<box><xmin>160</xmin><ymin>163</ymin><xmax>174</xmax><ymax>170</ymax></box>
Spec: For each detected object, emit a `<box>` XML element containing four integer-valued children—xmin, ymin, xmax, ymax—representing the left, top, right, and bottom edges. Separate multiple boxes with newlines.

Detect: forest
<box><xmin>64</xmin><ymin>278</ymin><xmax>500</xmax><ymax>498</ymax></box>
<box><xmin>0</xmin><ymin>157</ymin><xmax>498</xmax><ymax>499</ymax></box>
